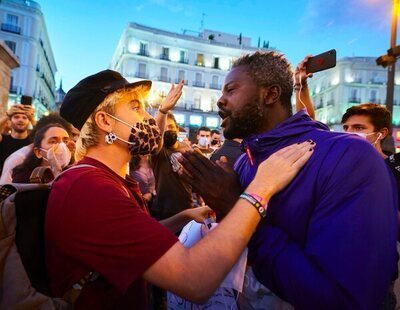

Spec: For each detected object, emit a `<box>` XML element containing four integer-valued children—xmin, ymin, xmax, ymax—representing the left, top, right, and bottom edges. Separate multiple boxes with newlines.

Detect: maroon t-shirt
<box><xmin>45</xmin><ymin>157</ymin><xmax>178</xmax><ymax>309</ymax></box>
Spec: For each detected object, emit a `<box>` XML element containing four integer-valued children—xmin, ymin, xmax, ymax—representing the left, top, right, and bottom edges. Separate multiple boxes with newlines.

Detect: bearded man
<box><xmin>179</xmin><ymin>51</ymin><xmax>398</xmax><ymax>309</ymax></box>
<box><xmin>0</xmin><ymin>104</ymin><xmax>35</xmax><ymax>173</ymax></box>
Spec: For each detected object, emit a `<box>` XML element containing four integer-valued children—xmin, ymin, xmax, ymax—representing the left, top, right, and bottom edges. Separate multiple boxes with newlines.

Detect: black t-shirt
<box><xmin>386</xmin><ymin>153</ymin><xmax>400</xmax><ymax>210</ymax></box>
<box><xmin>210</xmin><ymin>140</ymin><xmax>243</xmax><ymax>165</ymax></box>
<box><xmin>151</xmin><ymin>142</ymin><xmax>193</xmax><ymax>220</ymax></box>
<box><xmin>0</xmin><ymin>134</ymin><xmax>31</xmax><ymax>174</ymax></box>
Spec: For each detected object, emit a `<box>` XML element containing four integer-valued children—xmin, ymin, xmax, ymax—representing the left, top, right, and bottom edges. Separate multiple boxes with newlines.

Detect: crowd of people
<box><xmin>0</xmin><ymin>50</ymin><xmax>398</xmax><ymax>310</ymax></box>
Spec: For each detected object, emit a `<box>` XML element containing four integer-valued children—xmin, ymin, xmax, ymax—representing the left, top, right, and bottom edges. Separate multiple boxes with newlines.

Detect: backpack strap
<box><xmin>53</xmin><ymin>164</ymin><xmax>100</xmax><ymax>304</ymax></box>
<box><xmin>29</xmin><ymin>167</ymin><xmax>55</xmax><ymax>184</ymax></box>
<box><xmin>53</xmin><ymin>164</ymin><xmax>97</xmax><ymax>183</ymax></box>
<box><xmin>62</xmin><ymin>271</ymin><xmax>99</xmax><ymax>304</ymax></box>
<box><xmin>0</xmin><ymin>184</ymin><xmax>17</xmax><ymax>239</ymax></box>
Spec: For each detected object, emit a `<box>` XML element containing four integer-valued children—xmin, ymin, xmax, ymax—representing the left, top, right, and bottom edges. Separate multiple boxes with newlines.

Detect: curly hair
<box><xmin>232</xmin><ymin>51</ymin><xmax>294</xmax><ymax>112</ymax></box>
<box><xmin>75</xmin><ymin>87</ymin><xmax>146</xmax><ymax>161</ymax></box>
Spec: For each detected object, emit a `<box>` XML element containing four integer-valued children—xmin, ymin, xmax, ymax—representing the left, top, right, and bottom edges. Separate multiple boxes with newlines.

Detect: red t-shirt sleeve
<box><xmin>55</xmin><ymin>171</ymin><xmax>178</xmax><ymax>293</ymax></box>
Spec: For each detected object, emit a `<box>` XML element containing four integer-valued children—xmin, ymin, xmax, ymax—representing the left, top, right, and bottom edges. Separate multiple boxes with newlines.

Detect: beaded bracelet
<box><xmin>239</xmin><ymin>192</ymin><xmax>267</xmax><ymax>218</ymax></box>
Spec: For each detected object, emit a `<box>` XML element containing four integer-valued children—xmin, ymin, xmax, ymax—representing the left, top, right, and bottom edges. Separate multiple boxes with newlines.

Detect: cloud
<box><xmin>135</xmin><ymin>4</ymin><xmax>145</xmax><ymax>12</ymax></box>
<box><xmin>300</xmin><ymin>0</ymin><xmax>391</xmax><ymax>33</ymax></box>
<box><xmin>149</xmin><ymin>0</ymin><xmax>184</xmax><ymax>13</ymax></box>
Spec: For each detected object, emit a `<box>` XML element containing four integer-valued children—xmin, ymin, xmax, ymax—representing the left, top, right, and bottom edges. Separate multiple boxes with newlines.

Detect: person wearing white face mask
<box><xmin>192</xmin><ymin>126</ymin><xmax>214</xmax><ymax>158</ymax></box>
<box><xmin>11</xmin><ymin>124</ymin><xmax>72</xmax><ymax>183</ymax></box>
<box><xmin>341</xmin><ymin>103</ymin><xmax>390</xmax><ymax>159</ymax></box>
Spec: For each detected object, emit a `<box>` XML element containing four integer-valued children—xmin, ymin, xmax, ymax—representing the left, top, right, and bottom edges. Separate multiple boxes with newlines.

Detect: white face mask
<box><xmin>41</xmin><ymin>142</ymin><xmax>72</xmax><ymax>170</ymax></box>
<box><xmin>198</xmin><ymin>136</ymin><xmax>210</xmax><ymax>147</ymax></box>
<box><xmin>348</xmin><ymin>132</ymin><xmax>383</xmax><ymax>146</ymax></box>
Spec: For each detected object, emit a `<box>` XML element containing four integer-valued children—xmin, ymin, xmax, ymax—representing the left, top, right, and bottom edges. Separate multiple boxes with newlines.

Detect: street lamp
<box><xmin>376</xmin><ymin>0</ymin><xmax>400</xmax><ymax>153</ymax></box>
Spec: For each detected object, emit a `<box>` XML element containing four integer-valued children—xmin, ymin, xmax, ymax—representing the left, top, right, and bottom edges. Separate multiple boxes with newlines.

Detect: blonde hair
<box><xmin>75</xmin><ymin>87</ymin><xmax>146</xmax><ymax>161</ymax></box>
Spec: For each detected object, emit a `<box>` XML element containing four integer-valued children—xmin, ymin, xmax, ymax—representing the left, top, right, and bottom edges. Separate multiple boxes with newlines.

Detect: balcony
<box><xmin>175</xmin><ymin>79</ymin><xmax>188</xmax><ymax>85</ymax></box>
<box><xmin>351</xmin><ymin>78</ymin><xmax>362</xmax><ymax>84</ymax></box>
<box><xmin>138</xmin><ymin>50</ymin><xmax>149</xmax><ymax>57</ymax></box>
<box><xmin>348</xmin><ymin>97</ymin><xmax>361</xmax><ymax>103</ymax></box>
<box><xmin>209</xmin><ymin>83</ymin><xmax>221</xmax><ymax>90</ymax></box>
<box><xmin>159</xmin><ymin>54</ymin><xmax>170</xmax><ymax>61</ymax></box>
<box><xmin>178</xmin><ymin>58</ymin><xmax>189</xmax><ymax>64</ymax></box>
<box><xmin>158</xmin><ymin>76</ymin><xmax>171</xmax><ymax>83</ymax></box>
<box><xmin>192</xmin><ymin>81</ymin><xmax>205</xmax><ymax>88</ymax></box>
<box><xmin>195</xmin><ymin>62</ymin><xmax>205</xmax><ymax>67</ymax></box>
<box><xmin>1</xmin><ymin>23</ymin><xmax>20</xmax><ymax>34</ymax></box>
<box><xmin>135</xmin><ymin>72</ymin><xmax>149</xmax><ymax>79</ymax></box>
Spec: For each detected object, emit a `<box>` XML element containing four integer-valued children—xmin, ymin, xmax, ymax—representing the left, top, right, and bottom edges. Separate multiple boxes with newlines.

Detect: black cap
<box><xmin>60</xmin><ymin>70</ymin><xmax>151</xmax><ymax>130</ymax></box>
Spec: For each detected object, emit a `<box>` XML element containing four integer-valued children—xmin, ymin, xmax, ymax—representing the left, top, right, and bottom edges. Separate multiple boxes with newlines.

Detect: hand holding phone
<box><xmin>306</xmin><ymin>49</ymin><xmax>336</xmax><ymax>74</ymax></box>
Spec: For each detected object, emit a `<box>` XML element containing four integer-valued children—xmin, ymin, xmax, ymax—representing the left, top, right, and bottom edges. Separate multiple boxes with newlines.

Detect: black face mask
<box><xmin>164</xmin><ymin>130</ymin><xmax>178</xmax><ymax>148</ymax></box>
<box><xmin>211</xmin><ymin>139</ymin><xmax>219</xmax><ymax>146</ymax></box>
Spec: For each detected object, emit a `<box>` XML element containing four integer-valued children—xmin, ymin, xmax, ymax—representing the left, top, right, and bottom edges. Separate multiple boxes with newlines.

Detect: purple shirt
<box><xmin>235</xmin><ymin>110</ymin><xmax>398</xmax><ymax>309</ymax></box>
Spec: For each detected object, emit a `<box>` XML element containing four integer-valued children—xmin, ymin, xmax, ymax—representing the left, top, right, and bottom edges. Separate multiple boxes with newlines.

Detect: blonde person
<box><xmin>45</xmin><ymin>70</ymin><xmax>314</xmax><ymax>309</ymax></box>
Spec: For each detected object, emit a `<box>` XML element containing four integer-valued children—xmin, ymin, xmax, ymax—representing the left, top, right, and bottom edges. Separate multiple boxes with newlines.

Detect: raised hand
<box><xmin>159</xmin><ymin>80</ymin><xmax>184</xmax><ymax>112</ymax></box>
<box><xmin>294</xmin><ymin>55</ymin><xmax>314</xmax><ymax>89</ymax></box>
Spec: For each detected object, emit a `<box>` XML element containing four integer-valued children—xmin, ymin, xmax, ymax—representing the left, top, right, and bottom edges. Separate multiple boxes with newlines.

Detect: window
<box><xmin>5</xmin><ymin>40</ymin><xmax>16</xmax><ymax>53</ymax></box>
<box><xmin>370</xmin><ymin>90</ymin><xmax>377</xmax><ymax>102</ymax></box>
<box><xmin>195</xmin><ymin>73</ymin><xmax>202</xmax><ymax>83</ymax></box>
<box><xmin>139</xmin><ymin>42</ymin><xmax>148</xmax><ymax>56</ymax></box>
<box><xmin>6</xmin><ymin>14</ymin><xmax>18</xmax><ymax>25</ymax></box>
<box><xmin>178</xmin><ymin>70</ymin><xmax>185</xmax><ymax>81</ymax></box>
<box><xmin>211</xmin><ymin>96</ymin><xmax>218</xmax><ymax>111</ymax></box>
<box><xmin>193</xmin><ymin>73</ymin><xmax>204</xmax><ymax>87</ymax></box>
<box><xmin>206</xmin><ymin>117</ymin><xmax>219</xmax><ymax>128</ymax></box>
<box><xmin>190</xmin><ymin>115</ymin><xmax>202</xmax><ymax>126</ymax></box>
<box><xmin>210</xmin><ymin>76</ymin><xmax>220</xmax><ymax>90</ymax></box>
<box><xmin>160</xmin><ymin>67</ymin><xmax>169</xmax><ymax>82</ymax></box>
<box><xmin>2</xmin><ymin>14</ymin><xmax>20</xmax><ymax>34</ymax></box>
<box><xmin>179</xmin><ymin>50</ymin><xmax>187</xmax><ymax>63</ymax></box>
<box><xmin>213</xmin><ymin>57</ymin><xmax>219</xmax><ymax>69</ymax></box>
<box><xmin>137</xmin><ymin>63</ymin><xmax>147</xmax><ymax>78</ymax></box>
<box><xmin>349</xmin><ymin>89</ymin><xmax>360</xmax><ymax>103</ymax></box>
<box><xmin>193</xmin><ymin>94</ymin><xmax>201</xmax><ymax>109</ymax></box>
<box><xmin>161</xmin><ymin>47</ymin><xmax>169</xmax><ymax>60</ymax></box>
<box><xmin>196</xmin><ymin>53</ymin><xmax>204</xmax><ymax>66</ymax></box>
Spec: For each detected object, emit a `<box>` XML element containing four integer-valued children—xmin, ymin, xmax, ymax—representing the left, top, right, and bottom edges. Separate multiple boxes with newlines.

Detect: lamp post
<box><xmin>376</xmin><ymin>0</ymin><xmax>400</xmax><ymax>153</ymax></box>
<box><xmin>386</xmin><ymin>0</ymin><xmax>400</xmax><ymax>120</ymax></box>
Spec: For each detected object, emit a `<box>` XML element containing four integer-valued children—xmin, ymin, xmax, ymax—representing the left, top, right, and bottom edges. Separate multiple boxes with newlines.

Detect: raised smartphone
<box><xmin>306</xmin><ymin>49</ymin><xmax>336</xmax><ymax>74</ymax></box>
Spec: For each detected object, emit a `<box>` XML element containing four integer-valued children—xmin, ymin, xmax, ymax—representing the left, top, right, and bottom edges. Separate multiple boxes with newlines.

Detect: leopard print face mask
<box><xmin>105</xmin><ymin>113</ymin><xmax>161</xmax><ymax>155</ymax></box>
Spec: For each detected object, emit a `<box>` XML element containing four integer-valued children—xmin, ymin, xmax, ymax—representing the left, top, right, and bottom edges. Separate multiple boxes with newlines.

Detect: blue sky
<box><xmin>40</xmin><ymin>0</ymin><xmax>392</xmax><ymax>92</ymax></box>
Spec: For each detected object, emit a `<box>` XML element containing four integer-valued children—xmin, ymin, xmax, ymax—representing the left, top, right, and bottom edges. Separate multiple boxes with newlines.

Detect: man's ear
<box><xmin>262</xmin><ymin>84</ymin><xmax>281</xmax><ymax>105</ymax></box>
<box><xmin>94</xmin><ymin>111</ymin><xmax>114</xmax><ymax>133</ymax></box>
<box><xmin>379</xmin><ymin>127</ymin><xmax>389</xmax><ymax>140</ymax></box>
<box><xmin>33</xmin><ymin>147</ymin><xmax>43</xmax><ymax>159</ymax></box>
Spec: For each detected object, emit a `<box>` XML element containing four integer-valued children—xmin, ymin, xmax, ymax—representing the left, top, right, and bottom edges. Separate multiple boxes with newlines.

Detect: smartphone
<box><xmin>20</xmin><ymin>95</ymin><xmax>32</xmax><ymax>105</ymax></box>
<box><xmin>306</xmin><ymin>49</ymin><xmax>336</xmax><ymax>74</ymax></box>
<box><xmin>170</xmin><ymin>152</ymin><xmax>183</xmax><ymax>173</ymax></box>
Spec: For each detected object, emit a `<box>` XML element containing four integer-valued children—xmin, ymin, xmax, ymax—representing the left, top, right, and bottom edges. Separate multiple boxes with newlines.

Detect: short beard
<box><xmin>223</xmin><ymin>99</ymin><xmax>265</xmax><ymax>140</ymax></box>
<box><xmin>12</xmin><ymin>125</ymin><xmax>28</xmax><ymax>134</ymax></box>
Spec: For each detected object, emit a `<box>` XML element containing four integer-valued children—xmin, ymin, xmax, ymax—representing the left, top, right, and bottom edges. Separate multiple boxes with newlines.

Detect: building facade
<box><xmin>110</xmin><ymin>22</ymin><xmax>272</xmax><ymax>140</ymax></box>
<box><xmin>0</xmin><ymin>40</ymin><xmax>18</xmax><ymax>115</ymax></box>
<box><xmin>0</xmin><ymin>0</ymin><xmax>56</xmax><ymax>117</ymax></box>
<box><xmin>307</xmin><ymin>57</ymin><xmax>400</xmax><ymax>150</ymax></box>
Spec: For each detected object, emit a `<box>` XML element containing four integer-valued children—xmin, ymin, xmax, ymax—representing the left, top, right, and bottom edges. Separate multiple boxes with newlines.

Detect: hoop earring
<box><xmin>105</xmin><ymin>132</ymin><xmax>117</xmax><ymax>145</ymax></box>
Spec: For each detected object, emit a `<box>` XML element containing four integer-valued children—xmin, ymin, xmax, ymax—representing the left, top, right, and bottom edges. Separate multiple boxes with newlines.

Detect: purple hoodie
<box><xmin>235</xmin><ymin>110</ymin><xmax>398</xmax><ymax>310</ymax></box>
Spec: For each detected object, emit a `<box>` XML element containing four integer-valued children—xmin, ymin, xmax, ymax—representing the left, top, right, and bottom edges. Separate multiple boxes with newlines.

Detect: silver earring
<box><xmin>105</xmin><ymin>132</ymin><xmax>117</xmax><ymax>145</ymax></box>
